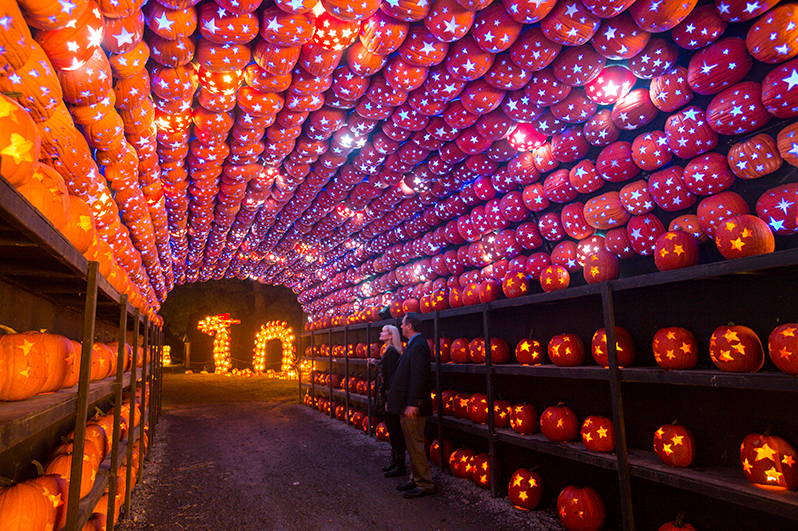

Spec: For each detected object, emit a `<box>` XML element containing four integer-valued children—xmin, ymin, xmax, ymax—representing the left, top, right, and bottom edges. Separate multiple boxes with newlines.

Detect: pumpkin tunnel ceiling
<box><xmin>3</xmin><ymin>0</ymin><xmax>798</xmax><ymax>322</ymax></box>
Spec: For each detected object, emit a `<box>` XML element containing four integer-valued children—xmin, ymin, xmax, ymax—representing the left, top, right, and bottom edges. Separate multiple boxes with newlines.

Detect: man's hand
<box><xmin>404</xmin><ymin>406</ymin><xmax>419</xmax><ymax>418</ymax></box>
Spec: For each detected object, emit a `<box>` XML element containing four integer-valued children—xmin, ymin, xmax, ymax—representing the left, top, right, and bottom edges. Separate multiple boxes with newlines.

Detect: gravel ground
<box><xmin>115</xmin><ymin>378</ymin><xmax>564</xmax><ymax>531</ymax></box>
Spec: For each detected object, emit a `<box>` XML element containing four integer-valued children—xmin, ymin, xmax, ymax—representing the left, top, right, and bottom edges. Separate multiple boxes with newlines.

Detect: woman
<box><xmin>371</xmin><ymin>324</ymin><xmax>406</xmax><ymax>477</ymax></box>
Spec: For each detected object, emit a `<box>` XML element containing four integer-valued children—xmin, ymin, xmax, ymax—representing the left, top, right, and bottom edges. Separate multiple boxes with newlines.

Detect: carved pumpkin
<box><xmin>467</xmin><ymin>393</ymin><xmax>490</xmax><ymax>424</ymax></box>
<box><xmin>453</xmin><ymin>392</ymin><xmax>472</xmax><ymax>419</ymax></box>
<box><xmin>0</xmin><ymin>95</ymin><xmax>41</xmax><ymax>187</ymax></box>
<box><xmin>714</xmin><ymin>215</ymin><xmax>775</xmax><ymax>260</ymax></box>
<box><xmin>449</xmin><ymin>447</ymin><xmax>476</xmax><ymax>478</ymax></box>
<box><xmin>556</xmin><ymin>485</ymin><xmax>606</xmax><ymax>531</ymax></box>
<box><xmin>581</xmin><ymin>416</ymin><xmax>615</xmax><ymax>453</ymax></box>
<box><xmin>493</xmin><ymin>399</ymin><xmax>512</xmax><ymax>428</ymax></box>
<box><xmin>510</xmin><ymin>403</ymin><xmax>539</xmax><ymax>435</ymax></box>
<box><xmin>471</xmin><ymin>453</ymin><xmax>495</xmax><ymax>488</ymax></box>
<box><xmin>654</xmin><ymin>422</ymin><xmax>696</xmax><ymax>467</ymax></box>
<box><xmin>429</xmin><ymin>438</ymin><xmax>455</xmax><ymax>467</ymax></box>
<box><xmin>0</xmin><ymin>480</ymin><xmax>56</xmax><ymax>531</ymax></box>
<box><xmin>768</xmin><ymin>323</ymin><xmax>798</xmax><ymax>376</ymax></box>
<box><xmin>540</xmin><ymin>264</ymin><xmax>570</xmax><ymax>292</ymax></box>
<box><xmin>653</xmin><ymin>327</ymin><xmax>699</xmax><ymax>370</ymax></box>
<box><xmin>0</xmin><ymin>333</ymin><xmax>50</xmax><ymax>401</ymax></box>
<box><xmin>591</xmin><ymin>327</ymin><xmax>635</xmax><ymax>368</ymax></box>
<box><xmin>508</xmin><ymin>467</ymin><xmax>543</xmax><ymax>510</ymax></box>
<box><xmin>541</xmin><ymin>402</ymin><xmax>579</xmax><ymax>443</ymax></box>
<box><xmin>548</xmin><ymin>333</ymin><xmax>586</xmax><ymax>367</ymax></box>
<box><xmin>515</xmin><ymin>338</ymin><xmax>543</xmax><ymax>366</ymax></box>
<box><xmin>740</xmin><ymin>429</ymin><xmax>798</xmax><ymax>490</ymax></box>
<box><xmin>654</xmin><ymin>231</ymin><xmax>700</xmax><ymax>272</ymax></box>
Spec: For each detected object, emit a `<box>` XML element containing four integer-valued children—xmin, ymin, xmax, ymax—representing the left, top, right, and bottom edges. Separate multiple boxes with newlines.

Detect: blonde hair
<box><xmin>382</xmin><ymin>325</ymin><xmax>403</xmax><ymax>353</ymax></box>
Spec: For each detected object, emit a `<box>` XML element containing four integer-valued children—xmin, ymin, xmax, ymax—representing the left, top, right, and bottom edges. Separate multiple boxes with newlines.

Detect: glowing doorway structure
<box><xmin>253</xmin><ymin>321</ymin><xmax>297</xmax><ymax>379</ymax></box>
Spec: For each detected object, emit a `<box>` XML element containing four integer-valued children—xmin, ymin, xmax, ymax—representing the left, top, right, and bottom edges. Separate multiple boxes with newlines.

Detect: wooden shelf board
<box><xmin>619</xmin><ymin>367</ymin><xmax>798</xmax><ymax>392</ymax></box>
<box><xmin>0</xmin><ymin>373</ymin><xmax>132</xmax><ymax>454</ymax></box>
<box><xmin>494</xmin><ymin>428</ymin><xmax>619</xmax><ymax>471</ymax></box>
<box><xmin>489</xmin><ymin>283</ymin><xmax>603</xmax><ymax>311</ymax></box>
<box><xmin>434</xmin><ymin>363</ymin><xmax>488</xmax><ymax>375</ymax></box>
<box><xmin>492</xmin><ymin>365</ymin><xmax>610</xmax><ymax>380</ymax></box>
<box><xmin>627</xmin><ymin>449</ymin><xmax>798</xmax><ymax>520</ymax></box>
<box><xmin>436</xmin><ymin>416</ymin><xmax>490</xmax><ymax>438</ymax></box>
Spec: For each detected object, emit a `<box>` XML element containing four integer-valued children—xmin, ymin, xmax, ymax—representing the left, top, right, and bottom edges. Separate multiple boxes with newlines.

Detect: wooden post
<box><xmin>483</xmin><ymin>306</ymin><xmax>498</xmax><ymax>498</ymax></box>
<box><xmin>124</xmin><ymin>310</ymin><xmax>140</xmax><ymax>519</ymax></box>
<box><xmin>434</xmin><ymin>312</ymin><xmax>445</xmax><ymax>472</ymax></box>
<box><xmin>64</xmin><ymin>261</ymin><xmax>99</xmax><ymax>531</ymax></box>
<box><xmin>106</xmin><ymin>294</ymin><xmax>128</xmax><ymax>529</ymax></box>
<box><xmin>138</xmin><ymin>320</ymin><xmax>149</xmax><ymax>466</ymax></box>
<box><xmin>601</xmin><ymin>283</ymin><xmax>634</xmax><ymax>531</ymax></box>
<box><xmin>344</xmin><ymin>325</ymin><xmax>350</xmax><ymax>425</ymax></box>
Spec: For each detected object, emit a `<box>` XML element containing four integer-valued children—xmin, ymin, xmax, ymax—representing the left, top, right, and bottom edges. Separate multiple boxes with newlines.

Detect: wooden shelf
<box><xmin>492</xmin><ymin>364</ymin><xmax>610</xmax><ymax>380</ymax></box>
<box><xmin>494</xmin><ymin>427</ymin><xmax>619</xmax><ymax>471</ymax></box>
<box><xmin>0</xmin><ymin>179</ymin><xmax>124</xmax><ymax>321</ymax></box>
<box><xmin>0</xmin><ymin>372</ymin><xmax>132</xmax><ymax>454</ymax></box>
<box><xmin>434</xmin><ymin>363</ymin><xmax>488</xmax><ymax>374</ymax></box>
<box><xmin>433</xmin><ymin>416</ymin><xmax>490</xmax><ymax>438</ymax></box>
<box><xmin>619</xmin><ymin>368</ymin><xmax>798</xmax><ymax>392</ymax></box>
<box><xmin>73</xmin><ymin>423</ymin><xmax>143</xmax><ymax>531</ymax></box>
<box><xmin>627</xmin><ymin>449</ymin><xmax>798</xmax><ymax>520</ymax></box>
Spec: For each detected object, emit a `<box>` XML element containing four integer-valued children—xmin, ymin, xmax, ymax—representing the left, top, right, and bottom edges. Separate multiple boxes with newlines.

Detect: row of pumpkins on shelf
<box><xmin>302</xmin><ymin>394</ymin><xmax>695</xmax><ymax>531</ymax></box>
<box><xmin>305</xmin><ymin>201</ymin><xmax>783</xmax><ymax>324</ymax></box>
<box><xmin>433</xmin><ymin>437</ymin><xmax>696</xmax><ymax>531</ymax></box>
<box><xmin>309</xmin><ymin>369</ymin><xmax>376</xmax><ymax>396</ymax></box>
<box><xmin>434</xmin><ymin>390</ymin><xmax>798</xmax><ymax>491</ymax></box>
<box><xmin>303</xmin><ymin>321</ymin><xmax>798</xmax><ymax>375</ymax></box>
<box><xmin>0</xmin><ymin>386</ymin><xmax>148</xmax><ymax>531</ymax></box>
<box><xmin>0</xmin><ymin>331</ymin><xmax>151</xmax><ymax>402</ymax></box>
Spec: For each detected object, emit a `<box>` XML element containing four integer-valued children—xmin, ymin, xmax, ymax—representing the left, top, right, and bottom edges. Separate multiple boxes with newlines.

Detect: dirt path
<box><xmin>116</xmin><ymin>375</ymin><xmax>563</xmax><ymax>530</ymax></box>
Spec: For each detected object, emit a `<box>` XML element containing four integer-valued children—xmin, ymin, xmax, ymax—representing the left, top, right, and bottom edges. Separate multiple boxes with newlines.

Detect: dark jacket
<box><xmin>386</xmin><ymin>333</ymin><xmax>432</xmax><ymax>416</ymax></box>
<box><xmin>375</xmin><ymin>345</ymin><xmax>400</xmax><ymax>414</ymax></box>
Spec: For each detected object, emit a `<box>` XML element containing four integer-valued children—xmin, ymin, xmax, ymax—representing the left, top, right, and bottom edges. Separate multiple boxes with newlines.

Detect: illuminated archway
<box><xmin>197</xmin><ymin>313</ymin><xmax>240</xmax><ymax>374</ymax></box>
<box><xmin>253</xmin><ymin>321</ymin><xmax>297</xmax><ymax>379</ymax></box>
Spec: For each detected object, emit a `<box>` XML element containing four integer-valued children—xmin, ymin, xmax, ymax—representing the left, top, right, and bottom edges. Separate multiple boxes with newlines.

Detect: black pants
<box><xmin>384</xmin><ymin>412</ymin><xmax>406</xmax><ymax>460</ymax></box>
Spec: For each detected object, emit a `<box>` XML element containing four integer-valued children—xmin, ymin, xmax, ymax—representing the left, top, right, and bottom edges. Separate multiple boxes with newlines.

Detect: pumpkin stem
<box><xmin>32</xmin><ymin>460</ymin><xmax>45</xmax><ymax>476</ymax></box>
<box><xmin>0</xmin><ymin>477</ymin><xmax>15</xmax><ymax>487</ymax></box>
<box><xmin>727</xmin><ymin>321</ymin><xmax>735</xmax><ymax>327</ymax></box>
<box><xmin>529</xmin><ymin>465</ymin><xmax>541</xmax><ymax>472</ymax></box>
<box><xmin>675</xmin><ymin>511</ymin><xmax>687</xmax><ymax>526</ymax></box>
<box><xmin>671</xmin><ymin>419</ymin><xmax>679</xmax><ymax>426</ymax></box>
<box><xmin>528</xmin><ymin>328</ymin><xmax>535</xmax><ymax>341</ymax></box>
<box><xmin>763</xmin><ymin>425</ymin><xmax>774</xmax><ymax>437</ymax></box>
<box><xmin>0</xmin><ymin>324</ymin><xmax>17</xmax><ymax>335</ymax></box>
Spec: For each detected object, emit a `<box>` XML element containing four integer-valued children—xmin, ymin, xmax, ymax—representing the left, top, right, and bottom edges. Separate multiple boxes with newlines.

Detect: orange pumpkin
<box><xmin>557</xmin><ymin>485</ymin><xmax>606</xmax><ymax>531</ymax></box>
<box><xmin>31</xmin><ymin>473</ymin><xmax>68</xmax><ymax>531</ymax></box>
<box><xmin>548</xmin><ymin>333</ymin><xmax>585</xmax><ymax>367</ymax></box>
<box><xmin>0</xmin><ymin>0</ymin><xmax>35</xmax><ymax>73</ymax></box>
<box><xmin>515</xmin><ymin>338</ymin><xmax>543</xmax><ymax>365</ymax></box>
<box><xmin>654</xmin><ymin>422</ymin><xmax>696</xmax><ymax>467</ymax></box>
<box><xmin>584</xmin><ymin>191</ymin><xmax>630</xmax><ymax>230</ymax></box>
<box><xmin>45</xmin><ymin>447</ymin><xmax>99</xmax><ymax>498</ymax></box>
<box><xmin>0</xmin><ymin>95</ymin><xmax>41</xmax><ymax>187</ymax></box>
<box><xmin>541</xmin><ymin>402</ymin><xmax>580</xmax><ymax>442</ymax></box>
<box><xmin>581</xmin><ymin>415</ymin><xmax>615</xmax><ymax>453</ymax></box>
<box><xmin>34</xmin><ymin>0</ymin><xmax>104</xmax><ymax>70</ymax></box>
<box><xmin>15</xmin><ymin>163</ymin><xmax>71</xmax><ymax>229</ymax></box>
<box><xmin>0</xmin><ymin>44</ymin><xmax>63</xmax><ymax>122</ymax></box>
<box><xmin>714</xmin><ymin>215</ymin><xmax>775</xmax><ymax>260</ymax></box>
<box><xmin>591</xmin><ymin>327</ymin><xmax>635</xmax><ymax>368</ymax></box>
<box><xmin>728</xmin><ymin>134</ymin><xmax>782</xmax><ymax>180</ymax></box>
<box><xmin>740</xmin><ymin>429</ymin><xmax>798</xmax><ymax>490</ymax></box>
<box><xmin>0</xmin><ymin>480</ymin><xmax>56</xmax><ymax>531</ymax></box>
<box><xmin>768</xmin><ymin>323</ymin><xmax>798</xmax><ymax>376</ymax></box>
<box><xmin>653</xmin><ymin>327</ymin><xmax>699</xmax><ymax>370</ymax></box>
<box><xmin>16</xmin><ymin>0</ymin><xmax>89</xmax><ymax>30</ymax></box>
<box><xmin>709</xmin><ymin>324</ymin><xmax>764</xmax><ymax>373</ymax></box>
<box><xmin>510</xmin><ymin>403</ymin><xmax>539</xmax><ymax>434</ymax></box>
<box><xmin>508</xmin><ymin>467</ymin><xmax>543</xmax><ymax>510</ymax></box>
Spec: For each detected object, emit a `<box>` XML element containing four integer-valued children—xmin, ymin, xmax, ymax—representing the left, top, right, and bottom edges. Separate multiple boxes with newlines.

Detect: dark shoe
<box><xmin>382</xmin><ymin>460</ymin><xmax>397</xmax><ymax>472</ymax></box>
<box><xmin>396</xmin><ymin>480</ymin><xmax>416</xmax><ymax>491</ymax></box>
<box><xmin>384</xmin><ymin>465</ymin><xmax>407</xmax><ymax>478</ymax></box>
<box><xmin>403</xmin><ymin>486</ymin><xmax>435</xmax><ymax>499</ymax></box>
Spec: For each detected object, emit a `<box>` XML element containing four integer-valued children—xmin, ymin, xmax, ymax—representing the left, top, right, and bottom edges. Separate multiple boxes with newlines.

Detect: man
<box><xmin>387</xmin><ymin>312</ymin><xmax>435</xmax><ymax>499</ymax></box>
